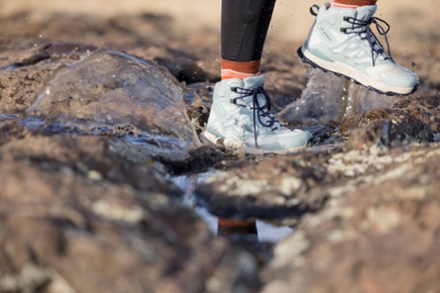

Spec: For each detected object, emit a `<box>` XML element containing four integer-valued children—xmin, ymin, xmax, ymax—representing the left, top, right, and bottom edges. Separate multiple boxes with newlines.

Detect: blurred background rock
<box><xmin>2</xmin><ymin>0</ymin><xmax>439</xmax><ymax>48</ymax></box>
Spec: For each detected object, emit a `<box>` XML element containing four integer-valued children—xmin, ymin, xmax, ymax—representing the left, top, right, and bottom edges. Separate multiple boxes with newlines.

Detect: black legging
<box><xmin>222</xmin><ymin>0</ymin><xmax>277</xmax><ymax>62</ymax></box>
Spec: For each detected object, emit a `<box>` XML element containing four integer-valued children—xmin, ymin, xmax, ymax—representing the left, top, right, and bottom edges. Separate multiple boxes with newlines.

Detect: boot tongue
<box><xmin>240</xmin><ymin>75</ymin><xmax>282</xmax><ymax>130</ymax></box>
<box><xmin>354</xmin><ymin>4</ymin><xmax>377</xmax><ymax>21</ymax></box>
<box><xmin>242</xmin><ymin>75</ymin><xmax>268</xmax><ymax>109</ymax></box>
<box><xmin>353</xmin><ymin>5</ymin><xmax>387</xmax><ymax>59</ymax></box>
<box><xmin>242</xmin><ymin>75</ymin><xmax>265</xmax><ymax>89</ymax></box>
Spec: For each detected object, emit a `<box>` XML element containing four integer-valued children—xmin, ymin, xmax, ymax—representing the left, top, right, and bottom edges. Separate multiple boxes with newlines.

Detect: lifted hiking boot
<box><xmin>299</xmin><ymin>4</ymin><xmax>418</xmax><ymax>96</ymax></box>
<box><xmin>204</xmin><ymin>76</ymin><xmax>312</xmax><ymax>154</ymax></box>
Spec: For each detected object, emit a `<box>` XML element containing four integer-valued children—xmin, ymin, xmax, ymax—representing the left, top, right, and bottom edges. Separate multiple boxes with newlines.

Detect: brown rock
<box><xmin>195</xmin><ymin>151</ymin><xmax>332</xmax><ymax>219</ymax></box>
<box><xmin>344</xmin><ymin>94</ymin><xmax>440</xmax><ymax>149</ymax></box>
<box><xmin>0</xmin><ymin>134</ymin><xmax>258</xmax><ymax>293</ymax></box>
<box><xmin>26</xmin><ymin>49</ymin><xmax>199</xmax><ymax>146</ymax></box>
<box><xmin>262</xmin><ymin>146</ymin><xmax>440</xmax><ymax>293</ymax></box>
<box><xmin>1</xmin><ymin>44</ymin><xmax>204</xmax><ymax>162</ymax></box>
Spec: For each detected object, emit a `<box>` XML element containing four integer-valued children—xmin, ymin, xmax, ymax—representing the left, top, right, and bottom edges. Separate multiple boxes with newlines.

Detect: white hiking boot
<box><xmin>298</xmin><ymin>4</ymin><xmax>418</xmax><ymax>96</ymax></box>
<box><xmin>204</xmin><ymin>76</ymin><xmax>312</xmax><ymax>154</ymax></box>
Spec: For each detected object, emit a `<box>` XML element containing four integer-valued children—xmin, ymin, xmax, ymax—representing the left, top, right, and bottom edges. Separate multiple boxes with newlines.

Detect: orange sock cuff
<box><xmin>218</xmin><ymin>218</ymin><xmax>257</xmax><ymax>228</ymax></box>
<box><xmin>221</xmin><ymin>59</ymin><xmax>261</xmax><ymax>80</ymax></box>
<box><xmin>332</xmin><ymin>0</ymin><xmax>377</xmax><ymax>7</ymax></box>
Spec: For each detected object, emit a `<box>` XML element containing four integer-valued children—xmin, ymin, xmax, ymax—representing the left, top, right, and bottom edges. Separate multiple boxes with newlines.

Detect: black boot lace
<box><xmin>230</xmin><ymin>86</ymin><xmax>282</xmax><ymax>147</ymax></box>
<box><xmin>309</xmin><ymin>4</ymin><xmax>393</xmax><ymax>66</ymax></box>
<box><xmin>341</xmin><ymin>15</ymin><xmax>393</xmax><ymax>66</ymax></box>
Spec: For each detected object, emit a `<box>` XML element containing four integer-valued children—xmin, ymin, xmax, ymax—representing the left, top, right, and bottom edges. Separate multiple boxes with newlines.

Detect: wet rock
<box><xmin>345</xmin><ymin>119</ymin><xmax>392</xmax><ymax>149</ymax></box>
<box><xmin>195</xmin><ymin>140</ymin><xmax>440</xmax><ymax>221</ymax></box>
<box><xmin>0</xmin><ymin>134</ymin><xmax>258</xmax><ymax>293</ymax></box>
<box><xmin>2</xmin><ymin>45</ymin><xmax>204</xmax><ymax>162</ymax></box>
<box><xmin>0</xmin><ymin>63</ymin><xmax>53</xmax><ymax>114</ymax></box>
<box><xmin>262</xmin><ymin>145</ymin><xmax>440</xmax><ymax>293</ymax></box>
<box><xmin>195</xmin><ymin>152</ymin><xmax>332</xmax><ymax>219</ymax></box>
<box><xmin>0</xmin><ymin>135</ymin><xmax>177</xmax><ymax>194</ymax></box>
<box><xmin>0</xmin><ymin>43</ymin><xmax>98</xmax><ymax>114</ymax></box>
<box><xmin>0</xmin><ymin>42</ymin><xmax>221</xmax><ymax>166</ymax></box>
<box><xmin>344</xmin><ymin>93</ymin><xmax>440</xmax><ymax>148</ymax></box>
<box><xmin>28</xmin><ymin>49</ymin><xmax>198</xmax><ymax>142</ymax></box>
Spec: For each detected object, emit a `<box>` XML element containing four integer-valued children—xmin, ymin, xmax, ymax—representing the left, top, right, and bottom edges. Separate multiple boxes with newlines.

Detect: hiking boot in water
<box><xmin>204</xmin><ymin>76</ymin><xmax>312</xmax><ymax>154</ymax></box>
<box><xmin>298</xmin><ymin>3</ymin><xmax>418</xmax><ymax>96</ymax></box>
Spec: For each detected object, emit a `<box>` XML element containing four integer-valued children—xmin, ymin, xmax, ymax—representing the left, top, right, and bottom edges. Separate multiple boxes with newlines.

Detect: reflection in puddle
<box><xmin>217</xmin><ymin>218</ymin><xmax>258</xmax><ymax>243</ymax></box>
<box><xmin>172</xmin><ymin>174</ymin><xmax>293</xmax><ymax>244</ymax></box>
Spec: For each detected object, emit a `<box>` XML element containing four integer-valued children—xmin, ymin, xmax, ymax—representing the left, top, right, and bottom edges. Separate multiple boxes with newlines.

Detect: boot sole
<box><xmin>297</xmin><ymin>47</ymin><xmax>418</xmax><ymax>96</ymax></box>
<box><xmin>203</xmin><ymin>131</ymin><xmax>306</xmax><ymax>155</ymax></box>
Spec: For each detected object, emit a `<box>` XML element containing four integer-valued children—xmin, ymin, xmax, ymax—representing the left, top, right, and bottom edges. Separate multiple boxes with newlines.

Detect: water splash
<box><xmin>279</xmin><ymin>69</ymin><xmax>395</xmax><ymax>125</ymax></box>
<box><xmin>341</xmin><ymin>78</ymin><xmax>394</xmax><ymax>117</ymax></box>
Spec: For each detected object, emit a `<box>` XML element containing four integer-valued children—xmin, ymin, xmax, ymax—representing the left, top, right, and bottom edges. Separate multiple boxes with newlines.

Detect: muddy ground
<box><xmin>0</xmin><ymin>1</ymin><xmax>439</xmax><ymax>293</ymax></box>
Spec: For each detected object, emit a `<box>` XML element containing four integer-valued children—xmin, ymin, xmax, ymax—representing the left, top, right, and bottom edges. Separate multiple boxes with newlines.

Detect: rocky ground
<box><xmin>0</xmin><ymin>3</ymin><xmax>439</xmax><ymax>293</ymax></box>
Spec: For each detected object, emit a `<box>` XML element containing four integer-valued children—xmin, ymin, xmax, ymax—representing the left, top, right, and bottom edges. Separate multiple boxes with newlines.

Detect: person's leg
<box><xmin>204</xmin><ymin>0</ymin><xmax>312</xmax><ymax>153</ymax></box>
<box><xmin>220</xmin><ymin>0</ymin><xmax>276</xmax><ymax>80</ymax></box>
<box><xmin>299</xmin><ymin>0</ymin><xmax>418</xmax><ymax>95</ymax></box>
<box><xmin>332</xmin><ymin>0</ymin><xmax>377</xmax><ymax>6</ymax></box>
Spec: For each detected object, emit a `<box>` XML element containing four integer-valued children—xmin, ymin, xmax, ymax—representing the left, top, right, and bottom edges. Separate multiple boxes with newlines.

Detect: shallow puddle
<box><xmin>171</xmin><ymin>174</ymin><xmax>294</xmax><ymax>244</ymax></box>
